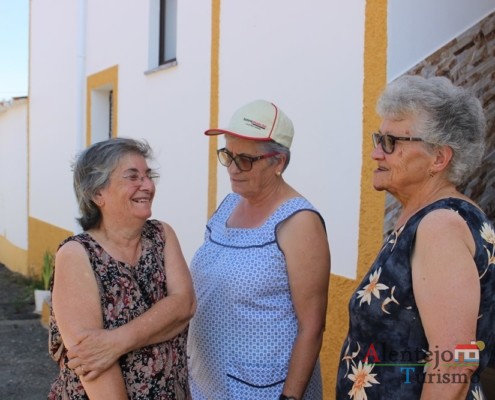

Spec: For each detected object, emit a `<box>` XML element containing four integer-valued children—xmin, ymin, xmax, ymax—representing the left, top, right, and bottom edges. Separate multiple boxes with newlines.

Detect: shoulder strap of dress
<box><xmin>269</xmin><ymin>196</ymin><xmax>326</xmax><ymax>232</ymax></box>
<box><xmin>409</xmin><ymin>198</ymin><xmax>484</xmax><ymax>224</ymax></box>
<box><xmin>146</xmin><ymin>219</ymin><xmax>164</xmax><ymax>238</ymax></box>
<box><xmin>403</xmin><ymin>198</ymin><xmax>490</xmax><ymax>245</ymax></box>
<box><xmin>58</xmin><ymin>233</ymin><xmax>89</xmax><ymax>251</ymax></box>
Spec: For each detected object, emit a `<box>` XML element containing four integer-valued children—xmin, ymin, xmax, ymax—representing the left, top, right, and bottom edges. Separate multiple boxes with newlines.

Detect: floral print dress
<box><xmin>336</xmin><ymin>198</ymin><xmax>495</xmax><ymax>400</ymax></box>
<box><xmin>48</xmin><ymin>219</ymin><xmax>191</xmax><ymax>400</ymax></box>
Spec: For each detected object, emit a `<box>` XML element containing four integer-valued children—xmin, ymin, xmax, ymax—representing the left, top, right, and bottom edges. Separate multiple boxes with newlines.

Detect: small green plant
<box><xmin>27</xmin><ymin>264</ymin><xmax>44</xmax><ymax>291</ymax></box>
<box><xmin>41</xmin><ymin>250</ymin><xmax>55</xmax><ymax>290</ymax></box>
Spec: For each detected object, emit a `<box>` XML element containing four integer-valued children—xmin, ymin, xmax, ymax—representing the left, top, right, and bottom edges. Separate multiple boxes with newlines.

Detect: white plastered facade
<box><xmin>0</xmin><ymin>0</ymin><xmax>493</xmax><ymax>279</ymax></box>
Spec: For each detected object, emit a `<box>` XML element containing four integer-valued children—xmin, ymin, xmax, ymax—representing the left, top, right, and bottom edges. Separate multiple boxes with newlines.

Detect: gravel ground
<box><xmin>0</xmin><ymin>263</ymin><xmax>59</xmax><ymax>400</ymax></box>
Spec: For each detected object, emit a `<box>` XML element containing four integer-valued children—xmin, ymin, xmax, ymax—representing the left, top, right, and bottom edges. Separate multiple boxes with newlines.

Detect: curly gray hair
<box><xmin>377</xmin><ymin>75</ymin><xmax>486</xmax><ymax>186</ymax></box>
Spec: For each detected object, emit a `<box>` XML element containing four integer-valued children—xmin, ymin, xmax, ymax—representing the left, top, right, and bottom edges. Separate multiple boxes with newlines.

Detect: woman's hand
<box><xmin>67</xmin><ymin>328</ymin><xmax>120</xmax><ymax>381</ymax></box>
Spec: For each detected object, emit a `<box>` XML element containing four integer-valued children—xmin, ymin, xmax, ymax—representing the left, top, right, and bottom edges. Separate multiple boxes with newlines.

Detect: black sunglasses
<box><xmin>372</xmin><ymin>132</ymin><xmax>425</xmax><ymax>154</ymax></box>
<box><xmin>217</xmin><ymin>148</ymin><xmax>279</xmax><ymax>172</ymax></box>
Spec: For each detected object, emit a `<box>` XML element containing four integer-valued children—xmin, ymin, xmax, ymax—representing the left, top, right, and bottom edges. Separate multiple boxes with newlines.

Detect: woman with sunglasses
<box><xmin>188</xmin><ymin>100</ymin><xmax>331</xmax><ymax>400</ymax></box>
<box><xmin>48</xmin><ymin>138</ymin><xmax>196</xmax><ymax>399</ymax></box>
<box><xmin>336</xmin><ymin>75</ymin><xmax>495</xmax><ymax>399</ymax></box>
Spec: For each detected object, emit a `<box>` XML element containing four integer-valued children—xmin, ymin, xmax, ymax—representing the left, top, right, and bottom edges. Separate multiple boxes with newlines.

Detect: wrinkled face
<box><xmin>371</xmin><ymin>118</ymin><xmax>434</xmax><ymax>199</ymax></box>
<box><xmin>223</xmin><ymin>135</ymin><xmax>282</xmax><ymax>199</ymax></box>
<box><xmin>96</xmin><ymin>153</ymin><xmax>155</xmax><ymax>223</ymax></box>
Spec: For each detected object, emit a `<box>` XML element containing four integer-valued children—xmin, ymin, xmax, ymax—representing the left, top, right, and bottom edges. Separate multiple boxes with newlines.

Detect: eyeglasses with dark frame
<box><xmin>217</xmin><ymin>148</ymin><xmax>279</xmax><ymax>172</ymax></box>
<box><xmin>372</xmin><ymin>132</ymin><xmax>425</xmax><ymax>154</ymax></box>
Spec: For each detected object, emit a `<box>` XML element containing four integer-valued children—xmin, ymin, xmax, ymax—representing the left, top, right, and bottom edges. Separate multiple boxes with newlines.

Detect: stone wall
<box><xmin>384</xmin><ymin>11</ymin><xmax>495</xmax><ymax>235</ymax></box>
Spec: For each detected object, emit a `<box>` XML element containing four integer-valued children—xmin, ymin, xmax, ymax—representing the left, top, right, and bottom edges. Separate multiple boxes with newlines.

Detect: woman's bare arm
<box><xmin>67</xmin><ymin>222</ymin><xmax>196</xmax><ymax>380</ymax></box>
<box><xmin>413</xmin><ymin>209</ymin><xmax>479</xmax><ymax>400</ymax></box>
<box><xmin>52</xmin><ymin>241</ymin><xmax>128</xmax><ymax>399</ymax></box>
<box><xmin>277</xmin><ymin>211</ymin><xmax>331</xmax><ymax>399</ymax></box>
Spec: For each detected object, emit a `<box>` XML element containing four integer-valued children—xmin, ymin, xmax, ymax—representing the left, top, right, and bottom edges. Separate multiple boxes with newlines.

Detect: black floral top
<box><xmin>48</xmin><ymin>220</ymin><xmax>191</xmax><ymax>400</ymax></box>
<box><xmin>336</xmin><ymin>198</ymin><xmax>495</xmax><ymax>400</ymax></box>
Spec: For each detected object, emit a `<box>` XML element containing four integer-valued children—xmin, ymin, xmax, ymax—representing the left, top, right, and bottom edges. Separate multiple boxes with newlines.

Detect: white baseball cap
<box><xmin>205</xmin><ymin>99</ymin><xmax>294</xmax><ymax>149</ymax></box>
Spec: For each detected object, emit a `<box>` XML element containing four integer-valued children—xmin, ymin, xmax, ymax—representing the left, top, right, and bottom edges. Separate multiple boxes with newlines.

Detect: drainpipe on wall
<box><xmin>74</xmin><ymin>0</ymin><xmax>87</xmax><ymax>234</ymax></box>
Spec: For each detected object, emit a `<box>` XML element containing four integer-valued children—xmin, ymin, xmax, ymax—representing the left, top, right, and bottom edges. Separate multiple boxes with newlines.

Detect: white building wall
<box><xmin>29</xmin><ymin>0</ymin><xmax>81</xmax><ymax>233</ymax></box>
<box><xmin>25</xmin><ymin>0</ymin><xmax>495</xmax><ymax>276</ymax></box>
<box><xmin>0</xmin><ymin>99</ymin><xmax>28</xmax><ymax>248</ymax></box>
<box><xmin>216</xmin><ymin>0</ymin><xmax>365</xmax><ymax>278</ymax></box>
<box><xmin>81</xmin><ymin>0</ymin><xmax>212</xmax><ymax>261</ymax></box>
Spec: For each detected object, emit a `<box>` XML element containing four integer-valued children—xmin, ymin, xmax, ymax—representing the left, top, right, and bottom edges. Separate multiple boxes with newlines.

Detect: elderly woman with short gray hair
<box><xmin>48</xmin><ymin>138</ymin><xmax>195</xmax><ymax>399</ymax></box>
<box><xmin>188</xmin><ymin>100</ymin><xmax>331</xmax><ymax>400</ymax></box>
<box><xmin>336</xmin><ymin>75</ymin><xmax>495</xmax><ymax>399</ymax></box>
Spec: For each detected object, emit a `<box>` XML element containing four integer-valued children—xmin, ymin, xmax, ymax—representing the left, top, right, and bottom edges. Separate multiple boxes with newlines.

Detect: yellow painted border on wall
<box><xmin>27</xmin><ymin>217</ymin><xmax>73</xmax><ymax>278</ymax></box>
<box><xmin>206</xmin><ymin>1</ymin><xmax>388</xmax><ymax>398</ymax></box>
<box><xmin>207</xmin><ymin>0</ymin><xmax>221</xmax><ymax>218</ymax></box>
<box><xmin>321</xmin><ymin>0</ymin><xmax>388</xmax><ymax>397</ymax></box>
<box><xmin>358</xmin><ymin>0</ymin><xmax>388</xmax><ymax>280</ymax></box>
<box><xmin>0</xmin><ymin>237</ymin><xmax>29</xmax><ymax>276</ymax></box>
<box><xmin>86</xmin><ymin>65</ymin><xmax>119</xmax><ymax>145</ymax></box>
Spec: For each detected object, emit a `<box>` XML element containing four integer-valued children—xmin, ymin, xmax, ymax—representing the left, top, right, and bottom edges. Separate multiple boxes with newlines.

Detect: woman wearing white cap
<box><xmin>188</xmin><ymin>100</ymin><xmax>331</xmax><ymax>400</ymax></box>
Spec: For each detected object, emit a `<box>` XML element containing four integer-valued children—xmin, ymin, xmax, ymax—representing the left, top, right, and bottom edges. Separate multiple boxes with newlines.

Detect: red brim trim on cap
<box><xmin>204</xmin><ymin>129</ymin><xmax>272</xmax><ymax>141</ymax></box>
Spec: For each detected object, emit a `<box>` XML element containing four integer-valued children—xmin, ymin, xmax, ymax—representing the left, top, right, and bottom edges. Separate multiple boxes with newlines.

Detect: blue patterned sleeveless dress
<box><xmin>48</xmin><ymin>219</ymin><xmax>191</xmax><ymax>400</ymax></box>
<box><xmin>336</xmin><ymin>198</ymin><xmax>495</xmax><ymax>399</ymax></box>
<box><xmin>188</xmin><ymin>193</ymin><xmax>325</xmax><ymax>399</ymax></box>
